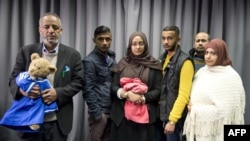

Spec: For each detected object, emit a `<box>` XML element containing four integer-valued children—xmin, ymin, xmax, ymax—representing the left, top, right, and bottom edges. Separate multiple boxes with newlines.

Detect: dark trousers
<box><xmin>88</xmin><ymin>113</ymin><xmax>111</xmax><ymax>141</ymax></box>
<box><xmin>155</xmin><ymin>118</ymin><xmax>166</xmax><ymax>141</ymax></box>
<box><xmin>17</xmin><ymin>121</ymin><xmax>67</xmax><ymax>141</ymax></box>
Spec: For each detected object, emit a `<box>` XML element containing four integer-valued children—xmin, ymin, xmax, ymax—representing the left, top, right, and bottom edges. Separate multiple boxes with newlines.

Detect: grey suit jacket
<box><xmin>9</xmin><ymin>43</ymin><xmax>84</xmax><ymax>135</ymax></box>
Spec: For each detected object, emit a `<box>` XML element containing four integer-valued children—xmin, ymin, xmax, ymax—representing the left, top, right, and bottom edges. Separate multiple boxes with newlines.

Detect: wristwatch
<box><xmin>169</xmin><ymin>121</ymin><xmax>176</xmax><ymax>125</ymax></box>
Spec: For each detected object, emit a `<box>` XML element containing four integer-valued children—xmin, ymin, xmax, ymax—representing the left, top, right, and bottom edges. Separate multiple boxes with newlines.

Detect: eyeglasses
<box><xmin>131</xmin><ymin>42</ymin><xmax>145</xmax><ymax>47</ymax></box>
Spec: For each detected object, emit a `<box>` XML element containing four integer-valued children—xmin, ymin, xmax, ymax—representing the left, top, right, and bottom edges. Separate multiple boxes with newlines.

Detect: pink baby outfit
<box><xmin>120</xmin><ymin>77</ymin><xmax>149</xmax><ymax>123</ymax></box>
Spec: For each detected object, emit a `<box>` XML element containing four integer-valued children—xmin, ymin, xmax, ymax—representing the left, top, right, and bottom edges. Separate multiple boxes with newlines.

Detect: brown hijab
<box><xmin>112</xmin><ymin>31</ymin><xmax>162</xmax><ymax>83</ymax></box>
<box><xmin>204</xmin><ymin>38</ymin><xmax>232</xmax><ymax>66</ymax></box>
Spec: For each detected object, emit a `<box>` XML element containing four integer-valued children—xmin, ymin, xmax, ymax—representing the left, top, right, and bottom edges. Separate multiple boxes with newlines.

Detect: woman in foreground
<box><xmin>183</xmin><ymin>38</ymin><xmax>245</xmax><ymax>141</ymax></box>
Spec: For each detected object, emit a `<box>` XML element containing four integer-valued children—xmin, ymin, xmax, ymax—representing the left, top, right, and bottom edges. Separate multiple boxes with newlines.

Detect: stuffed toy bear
<box><xmin>0</xmin><ymin>53</ymin><xmax>58</xmax><ymax>132</ymax></box>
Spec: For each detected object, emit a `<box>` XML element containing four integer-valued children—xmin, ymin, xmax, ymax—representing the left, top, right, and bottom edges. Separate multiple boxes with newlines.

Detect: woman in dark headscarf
<box><xmin>183</xmin><ymin>38</ymin><xmax>245</xmax><ymax>141</ymax></box>
<box><xmin>110</xmin><ymin>31</ymin><xmax>162</xmax><ymax>141</ymax></box>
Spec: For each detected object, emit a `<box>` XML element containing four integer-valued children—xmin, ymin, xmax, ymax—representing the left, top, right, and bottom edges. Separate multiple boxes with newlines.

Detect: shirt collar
<box><xmin>42</xmin><ymin>44</ymin><xmax>59</xmax><ymax>55</ymax></box>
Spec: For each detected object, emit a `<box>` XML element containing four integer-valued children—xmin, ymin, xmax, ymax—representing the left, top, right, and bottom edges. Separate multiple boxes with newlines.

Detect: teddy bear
<box><xmin>0</xmin><ymin>53</ymin><xmax>58</xmax><ymax>132</ymax></box>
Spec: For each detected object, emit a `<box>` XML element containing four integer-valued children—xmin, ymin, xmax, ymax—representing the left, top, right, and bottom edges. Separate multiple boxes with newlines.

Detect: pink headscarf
<box><xmin>204</xmin><ymin>38</ymin><xmax>232</xmax><ymax>66</ymax></box>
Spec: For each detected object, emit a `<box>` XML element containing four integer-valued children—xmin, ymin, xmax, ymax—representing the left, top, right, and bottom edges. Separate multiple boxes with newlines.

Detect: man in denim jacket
<box><xmin>82</xmin><ymin>25</ymin><xmax>116</xmax><ymax>141</ymax></box>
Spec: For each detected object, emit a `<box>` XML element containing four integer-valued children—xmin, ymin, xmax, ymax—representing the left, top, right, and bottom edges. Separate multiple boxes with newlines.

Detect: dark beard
<box><xmin>168</xmin><ymin>42</ymin><xmax>178</xmax><ymax>52</ymax></box>
<box><xmin>195</xmin><ymin>48</ymin><xmax>205</xmax><ymax>57</ymax></box>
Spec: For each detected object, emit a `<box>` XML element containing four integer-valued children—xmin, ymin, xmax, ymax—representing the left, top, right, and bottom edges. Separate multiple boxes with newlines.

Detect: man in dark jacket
<box><xmin>189</xmin><ymin>32</ymin><xmax>210</xmax><ymax>71</ymax></box>
<box><xmin>8</xmin><ymin>12</ymin><xmax>84</xmax><ymax>141</ymax></box>
<box><xmin>159</xmin><ymin>25</ymin><xmax>195</xmax><ymax>141</ymax></box>
<box><xmin>82</xmin><ymin>25</ymin><xmax>116</xmax><ymax>141</ymax></box>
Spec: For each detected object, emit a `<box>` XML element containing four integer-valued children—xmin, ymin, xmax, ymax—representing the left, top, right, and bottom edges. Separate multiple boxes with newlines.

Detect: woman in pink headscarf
<box><xmin>183</xmin><ymin>38</ymin><xmax>245</xmax><ymax>141</ymax></box>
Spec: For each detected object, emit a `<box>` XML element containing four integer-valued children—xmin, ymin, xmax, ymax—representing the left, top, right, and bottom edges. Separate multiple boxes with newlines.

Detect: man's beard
<box><xmin>195</xmin><ymin>48</ymin><xmax>205</xmax><ymax>54</ymax></box>
<box><xmin>168</xmin><ymin>42</ymin><xmax>178</xmax><ymax>52</ymax></box>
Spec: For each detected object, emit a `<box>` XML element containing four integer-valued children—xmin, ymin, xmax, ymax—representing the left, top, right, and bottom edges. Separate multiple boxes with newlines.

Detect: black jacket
<box><xmin>159</xmin><ymin>46</ymin><xmax>194</xmax><ymax>127</ymax></box>
<box><xmin>189</xmin><ymin>48</ymin><xmax>205</xmax><ymax>71</ymax></box>
<box><xmin>9</xmin><ymin>43</ymin><xmax>84</xmax><ymax>135</ymax></box>
<box><xmin>82</xmin><ymin>47</ymin><xmax>116</xmax><ymax>120</ymax></box>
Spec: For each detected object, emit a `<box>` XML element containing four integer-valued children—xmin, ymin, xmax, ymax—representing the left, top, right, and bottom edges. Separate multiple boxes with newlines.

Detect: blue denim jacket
<box><xmin>82</xmin><ymin>47</ymin><xmax>116</xmax><ymax>120</ymax></box>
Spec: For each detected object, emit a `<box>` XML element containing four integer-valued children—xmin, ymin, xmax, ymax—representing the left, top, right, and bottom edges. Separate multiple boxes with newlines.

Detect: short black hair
<box><xmin>162</xmin><ymin>25</ymin><xmax>180</xmax><ymax>37</ymax></box>
<box><xmin>94</xmin><ymin>25</ymin><xmax>111</xmax><ymax>38</ymax></box>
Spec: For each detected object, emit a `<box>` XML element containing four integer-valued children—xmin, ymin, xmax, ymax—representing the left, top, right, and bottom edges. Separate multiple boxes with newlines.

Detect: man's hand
<box><xmin>20</xmin><ymin>85</ymin><xmax>41</xmax><ymax>99</ymax></box>
<box><xmin>187</xmin><ymin>103</ymin><xmax>192</xmax><ymax>112</ymax></box>
<box><xmin>164</xmin><ymin>122</ymin><xmax>176</xmax><ymax>134</ymax></box>
<box><xmin>42</xmin><ymin>88</ymin><xmax>57</xmax><ymax>104</ymax></box>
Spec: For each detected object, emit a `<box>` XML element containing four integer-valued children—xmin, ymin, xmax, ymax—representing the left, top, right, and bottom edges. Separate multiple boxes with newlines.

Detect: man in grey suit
<box><xmin>8</xmin><ymin>12</ymin><xmax>84</xmax><ymax>141</ymax></box>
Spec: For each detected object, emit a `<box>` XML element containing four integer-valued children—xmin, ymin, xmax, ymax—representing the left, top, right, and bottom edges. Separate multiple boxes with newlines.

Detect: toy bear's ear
<box><xmin>49</xmin><ymin>65</ymin><xmax>57</xmax><ymax>73</ymax></box>
<box><xmin>31</xmin><ymin>53</ymin><xmax>40</xmax><ymax>61</ymax></box>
